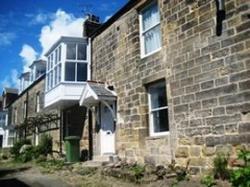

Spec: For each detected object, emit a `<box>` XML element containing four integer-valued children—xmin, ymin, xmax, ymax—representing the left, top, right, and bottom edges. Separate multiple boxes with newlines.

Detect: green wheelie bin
<box><xmin>65</xmin><ymin>136</ymin><xmax>80</xmax><ymax>162</ymax></box>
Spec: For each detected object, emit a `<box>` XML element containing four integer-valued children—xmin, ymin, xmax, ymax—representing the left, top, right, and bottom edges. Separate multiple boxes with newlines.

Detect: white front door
<box><xmin>100</xmin><ymin>102</ymin><xmax>115</xmax><ymax>155</ymax></box>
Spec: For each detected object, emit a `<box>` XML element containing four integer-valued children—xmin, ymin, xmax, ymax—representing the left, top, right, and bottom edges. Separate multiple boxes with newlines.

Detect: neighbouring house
<box><xmin>79</xmin><ymin>0</ymin><xmax>250</xmax><ymax>173</ymax></box>
<box><xmin>0</xmin><ymin>96</ymin><xmax>7</xmax><ymax>147</ymax></box>
<box><xmin>1</xmin><ymin>88</ymin><xmax>19</xmax><ymax>147</ymax></box>
<box><xmin>8</xmin><ymin>60</ymin><xmax>63</xmax><ymax>151</ymax></box>
<box><xmin>2</xmin><ymin>16</ymin><xmax>100</xmax><ymax>157</ymax></box>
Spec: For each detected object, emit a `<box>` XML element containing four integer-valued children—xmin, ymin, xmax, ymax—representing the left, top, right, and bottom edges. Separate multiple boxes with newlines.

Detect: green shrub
<box><xmin>230</xmin><ymin>149</ymin><xmax>250</xmax><ymax>187</ymax></box>
<box><xmin>10</xmin><ymin>139</ymin><xmax>31</xmax><ymax>159</ymax></box>
<box><xmin>35</xmin><ymin>155</ymin><xmax>47</xmax><ymax>163</ymax></box>
<box><xmin>129</xmin><ymin>164</ymin><xmax>145</xmax><ymax>182</ymax></box>
<box><xmin>213</xmin><ymin>153</ymin><xmax>230</xmax><ymax>180</ymax></box>
<box><xmin>19</xmin><ymin>146</ymin><xmax>34</xmax><ymax>163</ymax></box>
<box><xmin>237</xmin><ymin>149</ymin><xmax>250</xmax><ymax>167</ymax></box>
<box><xmin>38</xmin><ymin>159</ymin><xmax>64</xmax><ymax>173</ymax></box>
<box><xmin>230</xmin><ymin>166</ymin><xmax>250</xmax><ymax>187</ymax></box>
<box><xmin>201</xmin><ymin>175</ymin><xmax>216</xmax><ymax>187</ymax></box>
<box><xmin>37</xmin><ymin>134</ymin><xmax>53</xmax><ymax>156</ymax></box>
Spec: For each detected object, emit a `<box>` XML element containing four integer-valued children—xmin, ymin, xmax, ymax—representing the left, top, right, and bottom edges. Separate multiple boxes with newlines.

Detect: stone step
<box><xmin>93</xmin><ymin>155</ymin><xmax>113</xmax><ymax>162</ymax></box>
<box><xmin>82</xmin><ymin>160</ymin><xmax>107</xmax><ymax>167</ymax></box>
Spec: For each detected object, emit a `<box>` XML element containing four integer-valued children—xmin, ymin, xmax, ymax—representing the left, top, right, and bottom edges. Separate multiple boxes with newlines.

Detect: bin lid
<box><xmin>65</xmin><ymin>136</ymin><xmax>80</xmax><ymax>140</ymax></box>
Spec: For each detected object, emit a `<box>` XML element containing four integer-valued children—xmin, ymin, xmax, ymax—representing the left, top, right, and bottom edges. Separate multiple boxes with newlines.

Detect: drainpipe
<box><xmin>59</xmin><ymin>109</ymin><xmax>63</xmax><ymax>155</ymax></box>
<box><xmin>215</xmin><ymin>0</ymin><xmax>226</xmax><ymax>36</ymax></box>
<box><xmin>24</xmin><ymin>92</ymin><xmax>29</xmax><ymax>139</ymax></box>
<box><xmin>88</xmin><ymin>37</ymin><xmax>94</xmax><ymax>160</ymax></box>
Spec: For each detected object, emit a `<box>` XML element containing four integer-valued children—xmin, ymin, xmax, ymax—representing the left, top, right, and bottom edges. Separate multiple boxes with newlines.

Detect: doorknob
<box><xmin>106</xmin><ymin>131</ymin><xmax>112</xmax><ymax>135</ymax></box>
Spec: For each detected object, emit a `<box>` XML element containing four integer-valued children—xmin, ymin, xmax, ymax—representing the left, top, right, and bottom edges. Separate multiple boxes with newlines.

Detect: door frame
<box><xmin>99</xmin><ymin>101</ymin><xmax>116</xmax><ymax>155</ymax></box>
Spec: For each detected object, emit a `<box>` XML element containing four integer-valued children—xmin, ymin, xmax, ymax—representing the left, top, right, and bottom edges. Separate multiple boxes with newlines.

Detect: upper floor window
<box><xmin>65</xmin><ymin>62</ymin><xmax>87</xmax><ymax>82</ymax></box>
<box><xmin>148</xmin><ymin>81</ymin><xmax>169</xmax><ymax>136</ymax></box>
<box><xmin>66</xmin><ymin>43</ymin><xmax>87</xmax><ymax>60</ymax></box>
<box><xmin>140</xmin><ymin>2</ymin><xmax>161</xmax><ymax>57</ymax></box>
<box><xmin>47</xmin><ymin>45</ymin><xmax>62</xmax><ymax>91</ymax></box>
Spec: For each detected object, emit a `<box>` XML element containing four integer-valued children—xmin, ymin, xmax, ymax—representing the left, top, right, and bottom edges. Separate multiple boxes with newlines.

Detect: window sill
<box><xmin>45</xmin><ymin>81</ymin><xmax>87</xmax><ymax>93</ymax></box>
<box><xmin>141</xmin><ymin>47</ymin><xmax>161</xmax><ymax>60</ymax></box>
<box><xmin>146</xmin><ymin>134</ymin><xmax>169</xmax><ymax>140</ymax></box>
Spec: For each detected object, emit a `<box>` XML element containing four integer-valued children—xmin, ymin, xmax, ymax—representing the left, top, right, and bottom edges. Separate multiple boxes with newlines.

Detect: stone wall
<box><xmin>92</xmin><ymin>0</ymin><xmax>250</xmax><ymax>172</ymax></box>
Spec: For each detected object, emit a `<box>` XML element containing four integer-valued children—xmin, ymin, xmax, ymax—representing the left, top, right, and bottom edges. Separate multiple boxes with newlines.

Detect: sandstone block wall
<box><xmin>92</xmin><ymin>0</ymin><xmax>250</xmax><ymax>172</ymax></box>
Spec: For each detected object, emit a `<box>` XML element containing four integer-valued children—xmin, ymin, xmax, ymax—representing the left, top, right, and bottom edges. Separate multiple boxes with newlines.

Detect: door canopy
<box><xmin>79</xmin><ymin>81</ymin><xmax>117</xmax><ymax>119</ymax></box>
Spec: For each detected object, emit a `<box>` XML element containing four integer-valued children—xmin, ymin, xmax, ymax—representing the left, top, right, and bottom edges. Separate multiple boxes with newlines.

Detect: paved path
<box><xmin>0</xmin><ymin>168</ymin><xmax>71</xmax><ymax>187</ymax></box>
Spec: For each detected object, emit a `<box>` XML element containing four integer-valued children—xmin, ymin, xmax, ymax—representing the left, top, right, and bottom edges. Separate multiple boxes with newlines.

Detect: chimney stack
<box><xmin>83</xmin><ymin>14</ymin><xmax>102</xmax><ymax>37</ymax></box>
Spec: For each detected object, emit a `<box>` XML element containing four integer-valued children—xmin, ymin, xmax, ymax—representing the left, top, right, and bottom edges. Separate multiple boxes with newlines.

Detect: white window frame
<box><xmin>46</xmin><ymin>45</ymin><xmax>62</xmax><ymax>91</ymax></box>
<box><xmin>139</xmin><ymin>1</ymin><xmax>162</xmax><ymax>58</ymax></box>
<box><xmin>148</xmin><ymin>81</ymin><xmax>169</xmax><ymax>137</ymax></box>
<box><xmin>23</xmin><ymin>101</ymin><xmax>27</xmax><ymax>119</ymax></box>
<box><xmin>14</xmin><ymin>108</ymin><xmax>17</xmax><ymax>124</ymax></box>
<box><xmin>66</xmin><ymin>43</ymin><xmax>87</xmax><ymax>61</ymax></box>
<box><xmin>64</xmin><ymin>61</ymin><xmax>88</xmax><ymax>82</ymax></box>
<box><xmin>36</xmin><ymin>92</ymin><xmax>40</xmax><ymax>113</ymax></box>
<box><xmin>64</xmin><ymin>42</ymin><xmax>88</xmax><ymax>82</ymax></box>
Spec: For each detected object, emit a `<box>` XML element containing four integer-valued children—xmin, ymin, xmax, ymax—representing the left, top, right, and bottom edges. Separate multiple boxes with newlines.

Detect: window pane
<box><xmin>149</xmin><ymin>81</ymin><xmax>167</xmax><ymax>109</ymax></box>
<box><xmin>55</xmin><ymin>49</ymin><xmax>58</xmax><ymax>65</ymax></box>
<box><xmin>77</xmin><ymin>63</ymin><xmax>87</xmax><ymax>81</ymax></box>
<box><xmin>54</xmin><ymin>67</ymin><xmax>57</xmax><ymax>85</ymax></box>
<box><xmin>58</xmin><ymin>46</ymin><xmax>61</xmax><ymax>61</ymax></box>
<box><xmin>77</xmin><ymin>44</ymin><xmax>87</xmax><ymax>60</ymax></box>
<box><xmin>47</xmin><ymin>57</ymin><xmax>50</xmax><ymax>71</ymax></box>
<box><xmin>65</xmin><ymin>63</ymin><xmax>76</xmax><ymax>81</ymax></box>
<box><xmin>47</xmin><ymin>73</ymin><xmax>50</xmax><ymax>90</ymax></box>
<box><xmin>50</xmin><ymin>71</ymin><xmax>53</xmax><ymax>88</ymax></box>
<box><xmin>58</xmin><ymin>64</ymin><xmax>61</xmax><ymax>82</ymax></box>
<box><xmin>144</xmin><ymin>25</ymin><xmax>161</xmax><ymax>54</ymax></box>
<box><xmin>142</xmin><ymin>3</ymin><xmax>160</xmax><ymax>31</ymax></box>
<box><xmin>152</xmin><ymin>109</ymin><xmax>169</xmax><ymax>133</ymax></box>
<box><xmin>50</xmin><ymin>53</ymin><xmax>54</xmax><ymax>68</ymax></box>
<box><xmin>66</xmin><ymin>44</ymin><xmax>76</xmax><ymax>60</ymax></box>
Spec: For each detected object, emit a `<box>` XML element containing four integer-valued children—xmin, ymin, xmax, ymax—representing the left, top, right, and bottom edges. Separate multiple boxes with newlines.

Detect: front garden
<box><xmin>0</xmin><ymin>136</ymin><xmax>249</xmax><ymax>187</ymax></box>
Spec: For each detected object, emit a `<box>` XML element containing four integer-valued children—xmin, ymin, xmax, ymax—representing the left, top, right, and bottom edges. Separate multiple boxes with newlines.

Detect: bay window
<box><xmin>140</xmin><ymin>2</ymin><xmax>161</xmax><ymax>57</ymax></box>
<box><xmin>46</xmin><ymin>39</ymin><xmax>88</xmax><ymax>92</ymax></box>
<box><xmin>148</xmin><ymin>81</ymin><xmax>169</xmax><ymax>136</ymax></box>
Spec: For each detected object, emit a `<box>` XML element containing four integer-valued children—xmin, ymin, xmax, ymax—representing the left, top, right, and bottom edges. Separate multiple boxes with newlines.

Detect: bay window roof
<box><xmin>45</xmin><ymin>36</ymin><xmax>88</xmax><ymax>57</ymax></box>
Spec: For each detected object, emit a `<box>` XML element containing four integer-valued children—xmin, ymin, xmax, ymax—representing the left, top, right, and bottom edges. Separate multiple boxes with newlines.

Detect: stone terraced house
<box><xmin>2</xmin><ymin>0</ymin><xmax>249</xmax><ymax>173</ymax></box>
<box><xmin>78</xmin><ymin>0</ymin><xmax>250</xmax><ymax>173</ymax></box>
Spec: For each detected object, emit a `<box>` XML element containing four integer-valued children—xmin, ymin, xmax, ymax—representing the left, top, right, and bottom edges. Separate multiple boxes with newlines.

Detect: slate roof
<box><xmin>4</xmin><ymin>88</ymin><xmax>18</xmax><ymax>94</ymax></box>
<box><xmin>88</xmin><ymin>82</ymin><xmax>116</xmax><ymax>98</ymax></box>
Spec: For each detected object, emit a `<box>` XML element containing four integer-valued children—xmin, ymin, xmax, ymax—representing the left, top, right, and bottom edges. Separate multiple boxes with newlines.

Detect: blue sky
<box><xmin>0</xmin><ymin>0</ymin><xmax>127</xmax><ymax>93</ymax></box>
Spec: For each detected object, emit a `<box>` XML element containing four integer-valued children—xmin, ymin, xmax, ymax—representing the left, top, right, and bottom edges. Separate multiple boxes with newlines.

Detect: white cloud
<box><xmin>1</xmin><ymin>69</ymin><xmax>19</xmax><ymax>89</ymax></box>
<box><xmin>17</xmin><ymin>9</ymin><xmax>84</xmax><ymax>77</ymax></box>
<box><xmin>19</xmin><ymin>44</ymin><xmax>37</xmax><ymax>72</ymax></box>
<box><xmin>1</xmin><ymin>77</ymin><xmax>11</xmax><ymax>88</ymax></box>
<box><xmin>0</xmin><ymin>32</ymin><xmax>16</xmax><ymax>46</ymax></box>
<box><xmin>29</xmin><ymin>13</ymin><xmax>51</xmax><ymax>25</ymax></box>
<box><xmin>39</xmin><ymin>9</ymin><xmax>84</xmax><ymax>56</ymax></box>
<box><xmin>11</xmin><ymin>69</ymin><xmax>19</xmax><ymax>88</ymax></box>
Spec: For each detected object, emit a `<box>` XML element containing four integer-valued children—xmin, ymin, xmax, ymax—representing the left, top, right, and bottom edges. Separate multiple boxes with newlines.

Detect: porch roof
<box><xmin>79</xmin><ymin>81</ymin><xmax>117</xmax><ymax>107</ymax></box>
